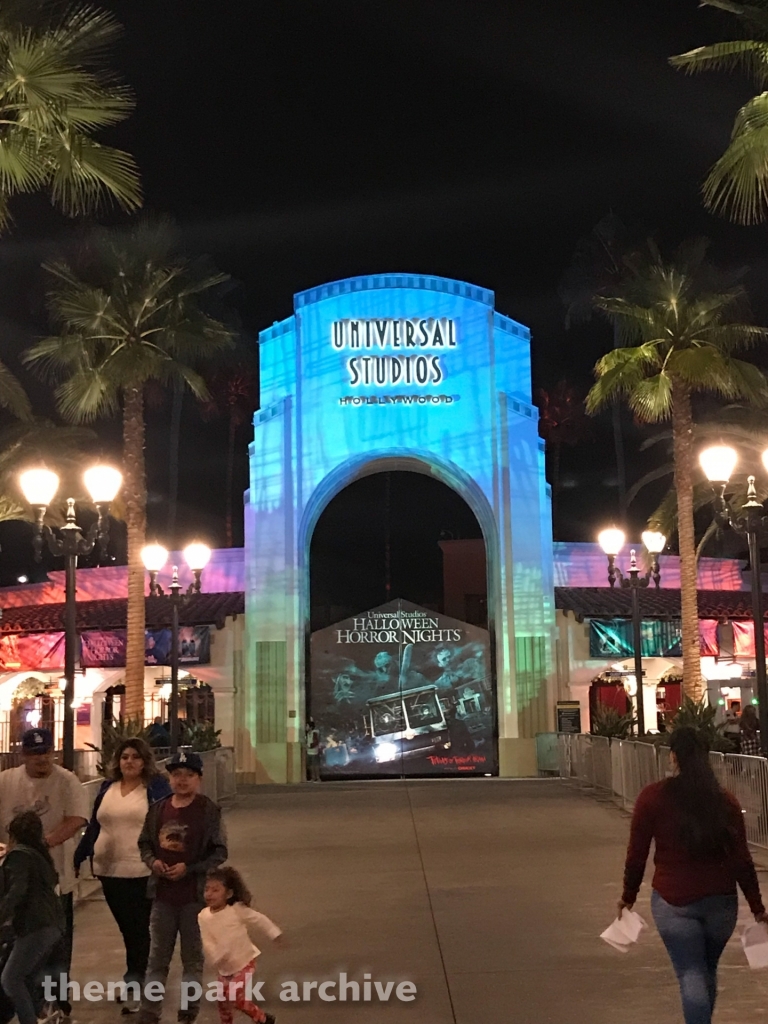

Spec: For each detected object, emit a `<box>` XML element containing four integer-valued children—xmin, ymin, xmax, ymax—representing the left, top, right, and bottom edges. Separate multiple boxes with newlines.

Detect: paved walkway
<box><xmin>71</xmin><ymin>780</ymin><xmax>768</xmax><ymax>1023</ymax></box>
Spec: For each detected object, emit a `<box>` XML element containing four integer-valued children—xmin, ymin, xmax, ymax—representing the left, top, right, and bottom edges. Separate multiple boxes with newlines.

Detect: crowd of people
<box><xmin>0</xmin><ymin>729</ymin><xmax>282</xmax><ymax>1024</ymax></box>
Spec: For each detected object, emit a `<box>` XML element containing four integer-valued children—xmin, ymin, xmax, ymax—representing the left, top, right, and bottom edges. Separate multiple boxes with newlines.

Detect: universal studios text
<box><xmin>332</xmin><ymin>316</ymin><xmax>457</xmax><ymax>387</ymax></box>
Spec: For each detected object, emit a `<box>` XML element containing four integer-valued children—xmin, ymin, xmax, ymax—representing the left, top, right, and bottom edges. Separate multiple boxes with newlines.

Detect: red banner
<box><xmin>730</xmin><ymin>620</ymin><xmax>768</xmax><ymax>658</ymax></box>
<box><xmin>0</xmin><ymin>633</ymin><xmax>65</xmax><ymax>670</ymax></box>
<box><xmin>699</xmin><ymin>620</ymin><xmax>719</xmax><ymax>657</ymax></box>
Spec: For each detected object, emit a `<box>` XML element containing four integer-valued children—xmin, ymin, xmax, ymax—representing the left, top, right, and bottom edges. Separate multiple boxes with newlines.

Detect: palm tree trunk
<box><xmin>671</xmin><ymin>381</ymin><xmax>703</xmax><ymax>701</ymax></box>
<box><xmin>166</xmin><ymin>379</ymin><xmax>183</xmax><ymax>546</ymax></box>
<box><xmin>612</xmin><ymin>323</ymin><xmax>627</xmax><ymax>524</ymax></box>
<box><xmin>225</xmin><ymin>411</ymin><xmax>236</xmax><ymax>548</ymax></box>
<box><xmin>123</xmin><ymin>385</ymin><xmax>147</xmax><ymax>718</ymax></box>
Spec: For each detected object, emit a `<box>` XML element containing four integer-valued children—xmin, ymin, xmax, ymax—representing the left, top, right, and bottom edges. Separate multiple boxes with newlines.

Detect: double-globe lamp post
<box><xmin>141</xmin><ymin>542</ymin><xmax>211</xmax><ymax>753</ymax></box>
<box><xmin>19</xmin><ymin>465</ymin><xmax>123</xmax><ymax>771</ymax></box>
<box><xmin>700</xmin><ymin>445</ymin><xmax>768</xmax><ymax>755</ymax></box>
<box><xmin>597</xmin><ymin>528</ymin><xmax>666</xmax><ymax>737</ymax></box>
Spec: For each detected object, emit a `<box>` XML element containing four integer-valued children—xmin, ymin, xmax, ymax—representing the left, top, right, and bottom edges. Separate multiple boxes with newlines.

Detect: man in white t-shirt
<box><xmin>0</xmin><ymin>728</ymin><xmax>88</xmax><ymax>1017</ymax></box>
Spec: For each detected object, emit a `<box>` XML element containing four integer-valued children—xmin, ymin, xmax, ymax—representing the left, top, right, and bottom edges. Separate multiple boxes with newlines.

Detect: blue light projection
<box><xmin>242</xmin><ymin>274</ymin><xmax>555</xmax><ymax>781</ymax></box>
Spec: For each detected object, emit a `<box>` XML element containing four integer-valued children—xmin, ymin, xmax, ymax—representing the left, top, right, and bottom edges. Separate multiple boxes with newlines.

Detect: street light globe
<box><xmin>699</xmin><ymin>445</ymin><xmax>738</xmax><ymax>484</ymax></box>
<box><xmin>19</xmin><ymin>468</ymin><xmax>59</xmax><ymax>507</ymax></box>
<box><xmin>598</xmin><ymin>527</ymin><xmax>625</xmax><ymax>556</ymax></box>
<box><xmin>84</xmin><ymin>465</ymin><xmax>122</xmax><ymax>503</ymax></box>
<box><xmin>142</xmin><ymin>543</ymin><xmax>168</xmax><ymax>573</ymax></box>
<box><xmin>641</xmin><ymin>530</ymin><xmax>666</xmax><ymax>554</ymax></box>
<box><xmin>184</xmin><ymin>542</ymin><xmax>211</xmax><ymax>572</ymax></box>
<box><xmin>762</xmin><ymin>448</ymin><xmax>768</xmax><ymax>476</ymax></box>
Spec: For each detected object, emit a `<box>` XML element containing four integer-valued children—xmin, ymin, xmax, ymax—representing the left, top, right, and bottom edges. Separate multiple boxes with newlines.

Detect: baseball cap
<box><xmin>21</xmin><ymin>729</ymin><xmax>54</xmax><ymax>753</ymax></box>
<box><xmin>166</xmin><ymin>749</ymin><xmax>203</xmax><ymax>775</ymax></box>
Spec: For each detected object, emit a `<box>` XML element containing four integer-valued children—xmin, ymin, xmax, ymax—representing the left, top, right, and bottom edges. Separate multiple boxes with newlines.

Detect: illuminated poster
<box><xmin>81</xmin><ymin>626</ymin><xmax>211</xmax><ymax>668</ymax></box>
<box><xmin>589</xmin><ymin>619</ymin><xmax>720</xmax><ymax>658</ymax></box>
<box><xmin>0</xmin><ymin>632</ymin><xmax>65</xmax><ymax>671</ymax></box>
<box><xmin>310</xmin><ymin>600</ymin><xmax>496</xmax><ymax>778</ymax></box>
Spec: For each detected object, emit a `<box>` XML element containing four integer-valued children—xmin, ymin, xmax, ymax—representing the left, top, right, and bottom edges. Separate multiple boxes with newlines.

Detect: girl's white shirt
<box><xmin>198</xmin><ymin>902</ymin><xmax>282</xmax><ymax>976</ymax></box>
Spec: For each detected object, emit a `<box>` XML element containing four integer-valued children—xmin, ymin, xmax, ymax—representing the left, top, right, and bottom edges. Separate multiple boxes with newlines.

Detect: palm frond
<box><xmin>700</xmin><ymin>0</ymin><xmax>768</xmax><ymax>35</ymax></box>
<box><xmin>703</xmin><ymin>97</ymin><xmax>768</xmax><ymax>223</ymax></box>
<box><xmin>670</xmin><ymin>40</ymin><xmax>768</xmax><ymax>84</ymax></box>
<box><xmin>48</xmin><ymin>134</ymin><xmax>141</xmax><ymax>215</ymax></box>
<box><xmin>0</xmin><ymin>359</ymin><xmax>31</xmax><ymax>419</ymax></box>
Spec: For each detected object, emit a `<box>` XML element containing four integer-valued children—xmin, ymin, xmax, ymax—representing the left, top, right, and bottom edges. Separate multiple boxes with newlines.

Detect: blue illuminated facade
<box><xmin>242</xmin><ymin>274</ymin><xmax>555</xmax><ymax>781</ymax></box>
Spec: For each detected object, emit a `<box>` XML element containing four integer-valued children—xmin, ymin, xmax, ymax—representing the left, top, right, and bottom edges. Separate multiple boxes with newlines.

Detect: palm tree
<box><xmin>0</xmin><ymin>1</ymin><xmax>141</xmax><ymax>228</ymax></box>
<box><xmin>560</xmin><ymin>214</ymin><xmax>631</xmax><ymax>521</ymax></box>
<box><xmin>200</xmin><ymin>361</ymin><xmax>259</xmax><ymax>547</ymax></box>
<box><xmin>0</xmin><ymin>0</ymin><xmax>141</xmax><ymax>422</ymax></box>
<box><xmin>23</xmin><ymin>222</ymin><xmax>235</xmax><ymax>716</ymax></box>
<box><xmin>586</xmin><ymin>239</ymin><xmax>768</xmax><ymax>700</ymax></box>
<box><xmin>670</xmin><ymin>1</ymin><xmax>768</xmax><ymax>223</ymax></box>
<box><xmin>535</xmin><ymin>380</ymin><xmax>590</xmax><ymax>526</ymax></box>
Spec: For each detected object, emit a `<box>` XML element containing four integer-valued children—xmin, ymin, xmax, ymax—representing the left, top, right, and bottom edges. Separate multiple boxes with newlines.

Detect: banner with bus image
<box><xmin>309</xmin><ymin>600</ymin><xmax>496</xmax><ymax>778</ymax></box>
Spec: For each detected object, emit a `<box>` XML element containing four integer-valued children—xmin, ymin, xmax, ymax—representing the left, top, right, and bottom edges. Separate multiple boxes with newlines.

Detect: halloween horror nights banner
<box><xmin>310</xmin><ymin>600</ymin><xmax>496</xmax><ymax>778</ymax></box>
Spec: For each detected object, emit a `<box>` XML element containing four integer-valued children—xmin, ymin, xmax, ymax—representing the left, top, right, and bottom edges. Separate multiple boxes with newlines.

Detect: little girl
<box><xmin>0</xmin><ymin>811</ymin><xmax>63</xmax><ymax>1024</ymax></box>
<box><xmin>199</xmin><ymin>866</ymin><xmax>282</xmax><ymax>1024</ymax></box>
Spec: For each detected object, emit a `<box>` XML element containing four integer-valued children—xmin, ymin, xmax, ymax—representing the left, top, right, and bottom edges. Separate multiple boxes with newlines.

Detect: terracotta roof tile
<box><xmin>0</xmin><ymin>592</ymin><xmax>244</xmax><ymax>635</ymax></box>
<box><xmin>555</xmin><ymin>587</ymin><xmax>757</xmax><ymax>621</ymax></box>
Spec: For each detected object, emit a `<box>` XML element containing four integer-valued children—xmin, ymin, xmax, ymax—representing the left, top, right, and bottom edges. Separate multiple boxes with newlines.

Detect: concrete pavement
<box><xmin>70</xmin><ymin>779</ymin><xmax>768</xmax><ymax>1023</ymax></box>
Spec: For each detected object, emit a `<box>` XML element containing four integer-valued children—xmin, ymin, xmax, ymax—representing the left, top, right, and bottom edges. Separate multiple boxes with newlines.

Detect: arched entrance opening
<box><xmin>308</xmin><ymin>469</ymin><xmax>495</xmax><ymax>779</ymax></box>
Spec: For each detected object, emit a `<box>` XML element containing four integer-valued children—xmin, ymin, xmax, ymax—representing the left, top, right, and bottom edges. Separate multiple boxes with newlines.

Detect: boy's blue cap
<box><xmin>167</xmin><ymin>750</ymin><xmax>203</xmax><ymax>775</ymax></box>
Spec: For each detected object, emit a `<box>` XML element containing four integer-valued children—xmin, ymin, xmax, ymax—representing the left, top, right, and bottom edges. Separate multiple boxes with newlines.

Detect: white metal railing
<box><xmin>552</xmin><ymin>733</ymin><xmax>768</xmax><ymax>850</ymax></box>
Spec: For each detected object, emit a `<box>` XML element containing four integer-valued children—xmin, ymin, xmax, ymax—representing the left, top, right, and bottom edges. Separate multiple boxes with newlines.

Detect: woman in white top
<box><xmin>199</xmin><ymin>865</ymin><xmax>281</xmax><ymax>1024</ymax></box>
<box><xmin>75</xmin><ymin>738</ymin><xmax>171</xmax><ymax>1003</ymax></box>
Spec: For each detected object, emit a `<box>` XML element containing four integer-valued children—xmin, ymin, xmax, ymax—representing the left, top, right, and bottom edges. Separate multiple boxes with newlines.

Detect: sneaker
<box><xmin>37</xmin><ymin>1004</ymin><xmax>61</xmax><ymax>1024</ymax></box>
<box><xmin>263</xmin><ymin>1014</ymin><xmax>276</xmax><ymax>1024</ymax></box>
<box><xmin>120</xmin><ymin>1004</ymin><xmax>140</xmax><ymax>1016</ymax></box>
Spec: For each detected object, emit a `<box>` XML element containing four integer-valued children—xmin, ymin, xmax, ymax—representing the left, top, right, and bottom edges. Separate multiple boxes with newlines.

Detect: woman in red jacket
<box><xmin>619</xmin><ymin>726</ymin><xmax>767</xmax><ymax>1024</ymax></box>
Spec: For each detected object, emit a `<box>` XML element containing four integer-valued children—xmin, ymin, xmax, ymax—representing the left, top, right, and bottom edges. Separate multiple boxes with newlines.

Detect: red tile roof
<box><xmin>555</xmin><ymin>587</ymin><xmax>758</xmax><ymax>621</ymax></box>
<box><xmin>0</xmin><ymin>592</ymin><xmax>244</xmax><ymax>635</ymax></box>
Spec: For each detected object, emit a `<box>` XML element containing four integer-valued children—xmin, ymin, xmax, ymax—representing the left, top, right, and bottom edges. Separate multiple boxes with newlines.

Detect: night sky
<box><xmin>0</xmin><ymin>0</ymin><xmax>765</xmax><ymax>597</ymax></box>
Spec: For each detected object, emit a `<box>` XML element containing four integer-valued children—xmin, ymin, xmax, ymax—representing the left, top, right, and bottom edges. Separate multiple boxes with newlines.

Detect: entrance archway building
<box><xmin>241</xmin><ymin>274</ymin><xmax>555</xmax><ymax>782</ymax></box>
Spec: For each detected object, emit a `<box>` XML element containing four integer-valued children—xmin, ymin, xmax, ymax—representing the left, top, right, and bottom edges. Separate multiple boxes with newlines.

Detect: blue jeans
<box><xmin>1</xmin><ymin>926</ymin><xmax>61</xmax><ymax>1024</ymax></box>
<box><xmin>652</xmin><ymin>890</ymin><xmax>738</xmax><ymax>1024</ymax></box>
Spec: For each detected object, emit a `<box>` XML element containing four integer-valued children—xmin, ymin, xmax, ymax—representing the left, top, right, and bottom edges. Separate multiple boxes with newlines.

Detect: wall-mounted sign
<box><xmin>556</xmin><ymin>701</ymin><xmax>581</xmax><ymax>734</ymax></box>
<box><xmin>310</xmin><ymin>599</ymin><xmax>496</xmax><ymax>778</ymax></box>
<box><xmin>332</xmin><ymin>317</ymin><xmax>457</xmax><ymax>390</ymax></box>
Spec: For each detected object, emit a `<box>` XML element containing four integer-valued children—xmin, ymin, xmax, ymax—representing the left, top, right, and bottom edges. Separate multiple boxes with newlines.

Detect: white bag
<box><xmin>600</xmin><ymin>911</ymin><xmax>647</xmax><ymax>952</ymax></box>
<box><xmin>742</xmin><ymin>923</ymin><xmax>768</xmax><ymax>969</ymax></box>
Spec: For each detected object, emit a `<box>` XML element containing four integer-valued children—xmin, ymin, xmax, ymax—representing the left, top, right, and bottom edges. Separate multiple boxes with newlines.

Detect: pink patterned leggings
<box><xmin>216</xmin><ymin>960</ymin><xmax>266</xmax><ymax>1024</ymax></box>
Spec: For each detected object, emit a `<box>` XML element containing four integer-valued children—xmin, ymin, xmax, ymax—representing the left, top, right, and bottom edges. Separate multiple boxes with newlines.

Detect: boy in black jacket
<box><xmin>136</xmin><ymin>751</ymin><xmax>227</xmax><ymax>1024</ymax></box>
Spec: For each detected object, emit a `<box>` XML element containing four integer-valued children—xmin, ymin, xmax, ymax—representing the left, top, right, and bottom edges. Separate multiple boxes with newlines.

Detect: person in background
<box><xmin>75</xmin><ymin>738</ymin><xmax>171</xmax><ymax>1011</ymax></box>
<box><xmin>199</xmin><ymin>865</ymin><xmax>281</xmax><ymax>1024</ymax></box>
<box><xmin>619</xmin><ymin>726</ymin><xmax>767</xmax><ymax>1024</ymax></box>
<box><xmin>740</xmin><ymin>705</ymin><xmax>761</xmax><ymax>756</ymax></box>
<box><xmin>0</xmin><ymin>811</ymin><xmax>63</xmax><ymax>1024</ymax></box>
<box><xmin>723</xmin><ymin>708</ymin><xmax>741</xmax><ymax>753</ymax></box>
<box><xmin>148</xmin><ymin>718</ymin><xmax>171</xmax><ymax>749</ymax></box>
<box><xmin>305</xmin><ymin>719</ymin><xmax>321</xmax><ymax>783</ymax></box>
<box><xmin>0</xmin><ymin>729</ymin><xmax>88</xmax><ymax>1020</ymax></box>
<box><xmin>136</xmin><ymin>750</ymin><xmax>227</xmax><ymax>1024</ymax></box>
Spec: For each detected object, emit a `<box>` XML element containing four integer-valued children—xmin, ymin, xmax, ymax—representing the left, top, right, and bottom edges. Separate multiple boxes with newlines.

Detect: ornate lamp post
<box><xmin>19</xmin><ymin>465</ymin><xmax>122</xmax><ymax>770</ymax></box>
<box><xmin>597</xmin><ymin>527</ymin><xmax>666</xmax><ymax>736</ymax></box>
<box><xmin>700</xmin><ymin>444</ymin><xmax>768</xmax><ymax>754</ymax></box>
<box><xmin>141</xmin><ymin>542</ymin><xmax>211</xmax><ymax>753</ymax></box>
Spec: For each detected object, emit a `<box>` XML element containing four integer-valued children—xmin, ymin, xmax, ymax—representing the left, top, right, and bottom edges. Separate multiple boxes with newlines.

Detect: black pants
<box><xmin>99</xmin><ymin>877</ymin><xmax>152</xmax><ymax>986</ymax></box>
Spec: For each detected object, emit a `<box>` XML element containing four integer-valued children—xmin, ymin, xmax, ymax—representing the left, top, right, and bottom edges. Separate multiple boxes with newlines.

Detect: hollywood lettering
<box><xmin>331</xmin><ymin>317</ymin><xmax>456</xmax><ymax>388</ymax></box>
<box><xmin>335</xmin><ymin>614</ymin><xmax>462</xmax><ymax>645</ymax></box>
